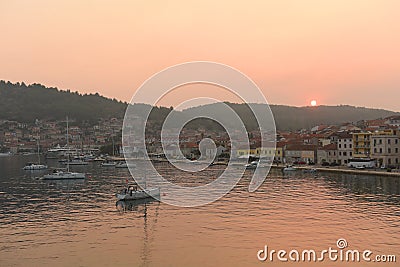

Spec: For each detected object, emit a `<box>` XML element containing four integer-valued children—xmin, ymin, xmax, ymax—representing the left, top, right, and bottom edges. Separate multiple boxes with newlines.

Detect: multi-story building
<box><xmin>352</xmin><ymin>132</ymin><xmax>372</xmax><ymax>158</ymax></box>
<box><xmin>317</xmin><ymin>143</ymin><xmax>338</xmax><ymax>164</ymax></box>
<box><xmin>384</xmin><ymin>116</ymin><xmax>400</xmax><ymax>127</ymax></box>
<box><xmin>337</xmin><ymin>132</ymin><xmax>353</xmax><ymax>165</ymax></box>
<box><xmin>285</xmin><ymin>144</ymin><xmax>317</xmax><ymax>164</ymax></box>
<box><xmin>371</xmin><ymin>129</ymin><xmax>400</xmax><ymax>168</ymax></box>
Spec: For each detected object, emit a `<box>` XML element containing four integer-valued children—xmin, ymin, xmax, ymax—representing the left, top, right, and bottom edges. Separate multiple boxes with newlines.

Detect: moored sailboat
<box><xmin>43</xmin><ymin>117</ymin><xmax>85</xmax><ymax>180</ymax></box>
<box><xmin>23</xmin><ymin>125</ymin><xmax>48</xmax><ymax>170</ymax></box>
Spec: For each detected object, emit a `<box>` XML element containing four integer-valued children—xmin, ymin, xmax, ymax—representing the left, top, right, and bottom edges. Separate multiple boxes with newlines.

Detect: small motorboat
<box><xmin>282</xmin><ymin>165</ymin><xmax>296</xmax><ymax>172</ymax></box>
<box><xmin>101</xmin><ymin>161</ymin><xmax>117</xmax><ymax>167</ymax></box>
<box><xmin>116</xmin><ymin>185</ymin><xmax>160</xmax><ymax>201</ymax></box>
<box><xmin>245</xmin><ymin>161</ymin><xmax>259</xmax><ymax>169</ymax></box>
<box><xmin>115</xmin><ymin>162</ymin><xmax>128</xmax><ymax>168</ymax></box>
<box><xmin>64</xmin><ymin>158</ymin><xmax>89</xmax><ymax>165</ymax></box>
<box><xmin>303</xmin><ymin>168</ymin><xmax>317</xmax><ymax>173</ymax></box>
<box><xmin>43</xmin><ymin>169</ymin><xmax>85</xmax><ymax>180</ymax></box>
<box><xmin>23</xmin><ymin>162</ymin><xmax>48</xmax><ymax>170</ymax></box>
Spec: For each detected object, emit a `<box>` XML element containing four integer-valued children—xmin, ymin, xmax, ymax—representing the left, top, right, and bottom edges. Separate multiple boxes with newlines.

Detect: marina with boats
<box><xmin>1</xmin><ymin>148</ymin><xmax>399</xmax><ymax>266</ymax></box>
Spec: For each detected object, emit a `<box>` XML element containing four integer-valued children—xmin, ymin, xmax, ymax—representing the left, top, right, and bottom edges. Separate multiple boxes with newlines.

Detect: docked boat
<box><xmin>23</xmin><ymin>133</ymin><xmax>48</xmax><ymax>170</ymax></box>
<box><xmin>101</xmin><ymin>161</ymin><xmax>117</xmax><ymax>167</ymax></box>
<box><xmin>23</xmin><ymin>162</ymin><xmax>48</xmax><ymax>170</ymax></box>
<box><xmin>93</xmin><ymin>157</ymin><xmax>106</xmax><ymax>162</ymax></box>
<box><xmin>43</xmin><ymin>169</ymin><xmax>85</xmax><ymax>180</ymax></box>
<box><xmin>43</xmin><ymin>116</ymin><xmax>85</xmax><ymax>180</ymax></box>
<box><xmin>116</xmin><ymin>185</ymin><xmax>160</xmax><ymax>201</ymax></box>
<box><xmin>245</xmin><ymin>161</ymin><xmax>259</xmax><ymax>169</ymax></box>
<box><xmin>303</xmin><ymin>168</ymin><xmax>317</xmax><ymax>173</ymax></box>
<box><xmin>83</xmin><ymin>154</ymin><xmax>96</xmax><ymax>162</ymax></box>
<box><xmin>0</xmin><ymin>152</ymin><xmax>12</xmax><ymax>157</ymax></box>
<box><xmin>64</xmin><ymin>158</ymin><xmax>89</xmax><ymax>165</ymax></box>
<box><xmin>115</xmin><ymin>162</ymin><xmax>129</xmax><ymax>168</ymax></box>
<box><xmin>283</xmin><ymin>165</ymin><xmax>296</xmax><ymax>172</ymax></box>
<box><xmin>46</xmin><ymin>144</ymin><xmax>72</xmax><ymax>159</ymax></box>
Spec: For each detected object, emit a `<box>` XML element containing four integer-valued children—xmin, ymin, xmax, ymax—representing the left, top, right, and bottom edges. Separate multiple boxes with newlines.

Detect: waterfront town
<box><xmin>1</xmin><ymin>115</ymin><xmax>400</xmax><ymax>169</ymax></box>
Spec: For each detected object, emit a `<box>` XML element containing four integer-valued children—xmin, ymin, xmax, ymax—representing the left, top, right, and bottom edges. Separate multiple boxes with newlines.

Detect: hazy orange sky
<box><xmin>1</xmin><ymin>1</ymin><xmax>399</xmax><ymax>110</ymax></box>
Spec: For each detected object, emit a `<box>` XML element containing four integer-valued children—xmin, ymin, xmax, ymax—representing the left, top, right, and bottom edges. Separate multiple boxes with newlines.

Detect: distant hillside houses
<box><xmin>224</xmin><ymin>116</ymin><xmax>400</xmax><ymax>168</ymax></box>
<box><xmin>274</xmin><ymin>117</ymin><xmax>400</xmax><ymax>168</ymax></box>
<box><xmin>1</xmin><ymin>115</ymin><xmax>400</xmax><ymax>168</ymax></box>
<box><xmin>0</xmin><ymin>118</ymin><xmax>123</xmax><ymax>154</ymax></box>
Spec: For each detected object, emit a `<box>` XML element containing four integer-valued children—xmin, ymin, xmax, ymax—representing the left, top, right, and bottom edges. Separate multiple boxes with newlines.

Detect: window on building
<box><xmin>339</xmin><ymin>144</ymin><xmax>341</xmax><ymax>148</ymax></box>
<box><xmin>374</xmin><ymin>148</ymin><xmax>377</xmax><ymax>153</ymax></box>
<box><xmin>388</xmin><ymin>158</ymin><xmax>391</xmax><ymax>164</ymax></box>
<box><xmin>396</xmin><ymin>158</ymin><xmax>399</xmax><ymax>164</ymax></box>
<box><xmin>350</xmin><ymin>152</ymin><xmax>352</xmax><ymax>156</ymax></box>
<box><xmin>395</xmin><ymin>139</ymin><xmax>398</xmax><ymax>144</ymax></box>
<box><xmin>379</xmin><ymin>139</ymin><xmax>382</xmax><ymax>144</ymax></box>
<box><xmin>388</xmin><ymin>139</ymin><xmax>391</xmax><ymax>144</ymax></box>
<box><xmin>349</xmin><ymin>144</ymin><xmax>352</xmax><ymax>148</ymax></box>
<box><xmin>339</xmin><ymin>152</ymin><xmax>342</xmax><ymax>156</ymax></box>
<box><xmin>344</xmin><ymin>144</ymin><xmax>347</xmax><ymax>148</ymax></box>
<box><xmin>380</xmin><ymin>148</ymin><xmax>382</xmax><ymax>153</ymax></box>
<box><xmin>343</xmin><ymin>152</ymin><xmax>347</xmax><ymax>156</ymax></box>
<box><xmin>388</xmin><ymin>148</ymin><xmax>391</xmax><ymax>154</ymax></box>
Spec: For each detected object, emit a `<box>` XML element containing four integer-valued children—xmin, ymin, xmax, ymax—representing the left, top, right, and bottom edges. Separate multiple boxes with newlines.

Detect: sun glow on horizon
<box><xmin>311</xmin><ymin>100</ymin><xmax>317</xmax><ymax>106</ymax></box>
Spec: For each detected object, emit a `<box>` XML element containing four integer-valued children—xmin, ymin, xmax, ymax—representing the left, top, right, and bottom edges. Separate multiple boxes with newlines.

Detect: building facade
<box><xmin>352</xmin><ymin>132</ymin><xmax>372</xmax><ymax>158</ymax></box>
<box><xmin>317</xmin><ymin>143</ymin><xmax>338</xmax><ymax>164</ymax></box>
<box><xmin>371</xmin><ymin>130</ymin><xmax>400</xmax><ymax>168</ymax></box>
<box><xmin>337</xmin><ymin>133</ymin><xmax>353</xmax><ymax>165</ymax></box>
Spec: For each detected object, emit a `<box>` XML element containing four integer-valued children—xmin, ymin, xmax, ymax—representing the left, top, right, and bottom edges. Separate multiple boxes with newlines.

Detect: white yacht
<box><xmin>43</xmin><ymin>170</ymin><xmax>85</xmax><ymax>180</ymax></box>
<box><xmin>23</xmin><ymin>162</ymin><xmax>48</xmax><ymax>170</ymax></box>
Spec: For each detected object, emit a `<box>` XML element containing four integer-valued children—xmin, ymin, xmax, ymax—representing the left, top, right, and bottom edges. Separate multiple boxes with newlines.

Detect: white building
<box><xmin>371</xmin><ymin>130</ymin><xmax>400</xmax><ymax>168</ymax></box>
<box><xmin>337</xmin><ymin>132</ymin><xmax>353</xmax><ymax>165</ymax></box>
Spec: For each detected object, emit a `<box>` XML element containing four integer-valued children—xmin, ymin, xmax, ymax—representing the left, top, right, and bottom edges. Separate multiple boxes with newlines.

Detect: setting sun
<box><xmin>311</xmin><ymin>100</ymin><xmax>317</xmax><ymax>106</ymax></box>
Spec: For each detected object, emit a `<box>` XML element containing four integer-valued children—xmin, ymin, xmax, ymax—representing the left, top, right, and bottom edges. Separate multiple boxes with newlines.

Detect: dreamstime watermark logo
<box><xmin>122</xmin><ymin>62</ymin><xmax>276</xmax><ymax>207</ymax></box>
<box><xmin>257</xmin><ymin>238</ymin><xmax>396</xmax><ymax>263</ymax></box>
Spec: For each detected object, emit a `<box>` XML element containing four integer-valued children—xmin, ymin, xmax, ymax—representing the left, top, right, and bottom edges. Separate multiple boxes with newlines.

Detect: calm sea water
<box><xmin>0</xmin><ymin>155</ymin><xmax>399</xmax><ymax>267</ymax></box>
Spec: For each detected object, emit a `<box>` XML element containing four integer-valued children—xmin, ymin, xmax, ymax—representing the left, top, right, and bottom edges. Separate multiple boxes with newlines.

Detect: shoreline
<box><xmin>273</xmin><ymin>165</ymin><xmax>400</xmax><ymax>177</ymax></box>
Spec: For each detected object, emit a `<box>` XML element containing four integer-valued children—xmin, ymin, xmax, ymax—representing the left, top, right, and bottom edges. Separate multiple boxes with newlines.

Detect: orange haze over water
<box><xmin>1</xmin><ymin>1</ymin><xmax>399</xmax><ymax>110</ymax></box>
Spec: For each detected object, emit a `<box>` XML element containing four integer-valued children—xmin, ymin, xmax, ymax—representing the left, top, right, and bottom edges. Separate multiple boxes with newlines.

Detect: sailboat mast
<box><xmin>66</xmin><ymin>116</ymin><xmax>70</xmax><ymax>172</ymax></box>
<box><xmin>112</xmin><ymin>135</ymin><xmax>115</xmax><ymax>156</ymax></box>
<box><xmin>37</xmin><ymin>138</ymin><xmax>40</xmax><ymax>164</ymax></box>
<box><xmin>37</xmin><ymin>120</ymin><xmax>41</xmax><ymax>164</ymax></box>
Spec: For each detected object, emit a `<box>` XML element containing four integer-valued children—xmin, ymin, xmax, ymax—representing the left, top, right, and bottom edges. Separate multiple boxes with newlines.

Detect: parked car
<box><xmin>321</xmin><ymin>161</ymin><xmax>330</xmax><ymax>166</ymax></box>
<box><xmin>330</xmin><ymin>162</ymin><xmax>340</xmax><ymax>166</ymax></box>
